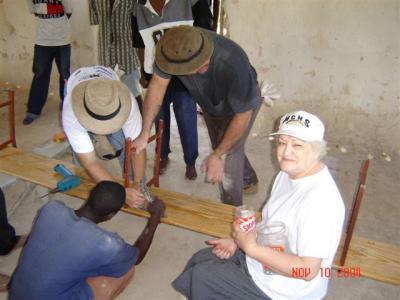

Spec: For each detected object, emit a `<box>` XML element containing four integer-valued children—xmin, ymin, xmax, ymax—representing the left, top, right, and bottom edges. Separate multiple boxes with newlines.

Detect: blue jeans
<box><xmin>120</xmin><ymin>70</ymin><xmax>142</xmax><ymax>98</ymax></box>
<box><xmin>27</xmin><ymin>44</ymin><xmax>71</xmax><ymax>116</ymax></box>
<box><xmin>156</xmin><ymin>79</ymin><xmax>199</xmax><ymax>166</ymax></box>
<box><xmin>71</xmin><ymin>130</ymin><xmax>136</xmax><ymax>179</ymax></box>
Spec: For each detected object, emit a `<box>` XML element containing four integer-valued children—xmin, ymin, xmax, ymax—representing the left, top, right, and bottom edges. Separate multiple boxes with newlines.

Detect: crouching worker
<box><xmin>173</xmin><ymin>111</ymin><xmax>345</xmax><ymax>300</ymax></box>
<box><xmin>62</xmin><ymin>65</ymin><xmax>146</xmax><ymax>208</ymax></box>
<box><xmin>8</xmin><ymin>181</ymin><xmax>165</xmax><ymax>300</ymax></box>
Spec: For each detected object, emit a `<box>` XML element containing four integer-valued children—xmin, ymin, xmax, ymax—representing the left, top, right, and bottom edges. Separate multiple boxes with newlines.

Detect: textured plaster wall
<box><xmin>0</xmin><ymin>0</ymin><xmax>97</xmax><ymax>93</ymax></box>
<box><xmin>0</xmin><ymin>0</ymin><xmax>399</xmax><ymax>159</ymax></box>
<box><xmin>224</xmin><ymin>0</ymin><xmax>399</xmax><ymax>159</ymax></box>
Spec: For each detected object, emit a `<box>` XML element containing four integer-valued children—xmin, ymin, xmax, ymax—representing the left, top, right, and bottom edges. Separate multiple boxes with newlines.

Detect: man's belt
<box><xmin>34</xmin><ymin>12</ymin><xmax>65</xmax><ymax>19</ymax></box>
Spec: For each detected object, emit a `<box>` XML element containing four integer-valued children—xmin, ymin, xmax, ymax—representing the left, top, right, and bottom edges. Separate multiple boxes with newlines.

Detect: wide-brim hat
<box><xmin>155</xmin><ymin>25</ymin><xmax>214</xmax><ymax>75</ymax></box>
<box><xmin>71</xmin><ymin>78</ymin><xmax>131</xmax><ymax>135</ymax></box>
<box><xmin>270</xmin><ymin>110</ymin><xmax>325</xmax><ymax>142</ymax></box>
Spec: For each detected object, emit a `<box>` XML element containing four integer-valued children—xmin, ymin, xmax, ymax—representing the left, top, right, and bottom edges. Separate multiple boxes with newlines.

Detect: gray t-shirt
<box><xmin>154</xmin><ymin>30</ymin><xmax>261</xmax><ymax>117</ymax></box>
<box><xmin>26</xmin><ymin>0</ymin><xmax>72</xmax><ymax>46</ymax></box>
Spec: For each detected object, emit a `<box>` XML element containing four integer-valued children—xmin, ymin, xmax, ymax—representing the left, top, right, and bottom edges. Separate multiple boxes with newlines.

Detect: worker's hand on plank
<box><xmin>147</xmin><ymin>197</ymin><xmax>165</xmax><ymax>222</ymax></box>
<box><xmin>125</xmin><ymin>187</ymin><xmax>145</xmax><ymax>208</ymax></box>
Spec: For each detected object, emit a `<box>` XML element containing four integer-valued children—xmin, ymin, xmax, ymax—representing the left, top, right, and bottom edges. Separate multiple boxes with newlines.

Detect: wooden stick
<box><xmin>339</xmin><ymin>159</ymin><xmax>370</xmax><ymax>266</ymax></box>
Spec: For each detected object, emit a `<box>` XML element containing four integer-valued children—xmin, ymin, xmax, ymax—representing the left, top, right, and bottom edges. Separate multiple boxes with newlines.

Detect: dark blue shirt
<box><xmin>154</xmin><ymin>30</ymin><xmax>261</xmax><ymax>117</ymax></box>
<box><xmin>9</xmin><ymin>201</ymin><xmax>138</xmax><ymax>300</ymax></box>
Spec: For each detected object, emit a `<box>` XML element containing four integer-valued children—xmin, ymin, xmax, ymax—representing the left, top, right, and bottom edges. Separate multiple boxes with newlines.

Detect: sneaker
<box><xmin>22</xmin><ymin>113</ymin><xmax>38</xmax><ymax>125</ymax></box>
<box><xmin>185</xmin><ymin>165</ymin><xmax>197</xmax><ymax>180</ymax></box>
<box><xmin>243</xmin><ymin>181</ymin><xmax>258</xmax><ymax>194</ymax></box>
<box><xmin>159</xmin><ymin>157</ymin><xmax>170</xmax><ymax>174</ymax></box>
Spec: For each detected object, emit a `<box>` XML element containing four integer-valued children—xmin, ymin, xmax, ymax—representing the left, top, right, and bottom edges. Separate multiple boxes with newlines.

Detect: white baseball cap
<box><xmin>270</xmin><ymin>111</ymin><xmax>325</xmax><ymax>142</ymax></box>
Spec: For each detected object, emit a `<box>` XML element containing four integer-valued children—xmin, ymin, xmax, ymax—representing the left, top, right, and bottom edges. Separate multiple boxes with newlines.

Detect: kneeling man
<box><xmin>9</xmin><ymin>181</ymin><xmax>165</xmax><ymax>300</ymax></box>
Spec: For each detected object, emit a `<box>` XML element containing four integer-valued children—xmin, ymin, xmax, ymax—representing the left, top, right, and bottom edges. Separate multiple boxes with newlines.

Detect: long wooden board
<box><xmin>0</xmin><ymin>146</ymin><xmax>240</xmax><ymax>238</ymax></box>
<box><xmin>334</xmin><ymin>236</ymin><xmax>400</xmax><ymax>285</ymax></box>
<box><xmin>0</xmin><ymin>146</ymin><xmax>399</xmax><ymax>285</ymax></box>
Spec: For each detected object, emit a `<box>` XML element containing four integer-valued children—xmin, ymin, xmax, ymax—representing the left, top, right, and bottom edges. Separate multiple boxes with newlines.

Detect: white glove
<box><xmin>114</xmin><ymin>64</ymin><xmax>125</xmax><ymax>79</ymax></box>
<box><xmin>260</xmin><ymin>80</ymin><xmax>281</xmax><ymax>107</ymax></box>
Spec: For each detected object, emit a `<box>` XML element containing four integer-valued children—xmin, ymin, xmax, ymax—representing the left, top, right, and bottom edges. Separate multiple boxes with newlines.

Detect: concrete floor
<box><xmin>0</xmin><ymin>89</ymin><xmax>399</xmax><ymax>299</ymax></box>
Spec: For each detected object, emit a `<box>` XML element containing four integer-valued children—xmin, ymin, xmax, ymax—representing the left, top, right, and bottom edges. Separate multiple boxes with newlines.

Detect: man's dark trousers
<box><xmin>0</xmin><ymin>188</ymin><xmax>17</xmax><ymax>255</ymax></box>
<box><xmin>26</xmin><ymin>44</ymin><xmax>71</xmax><ymax>116</ymax></box>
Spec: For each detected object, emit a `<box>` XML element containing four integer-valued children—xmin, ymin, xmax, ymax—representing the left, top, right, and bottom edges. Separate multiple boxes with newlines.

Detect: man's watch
<box><xmin>214</xmin><ymin>152</ymin><xmax>227</xmax><ymax>160</ymax></box>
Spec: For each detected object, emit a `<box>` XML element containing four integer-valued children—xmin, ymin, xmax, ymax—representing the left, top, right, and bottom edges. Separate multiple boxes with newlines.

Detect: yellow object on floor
<box><xmin>53</xmin><ymin>132</ymin><xmax>66</xmax><ymax>143</ymax></box>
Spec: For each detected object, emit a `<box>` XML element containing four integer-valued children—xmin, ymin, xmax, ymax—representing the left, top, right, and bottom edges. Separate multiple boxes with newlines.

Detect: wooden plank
<box><xmin>0</xmin><ymin>146</ymin><xmax>399</xmax><ymax>285</ymax></box>
<box><xmin>0</xmin><ymin>147</ymin><xmax>241</xmax><ymax>238</ymax></box>
<box><xmin>333</xmin><ymin>236</ymin><xmax>400</xmax><ymax>285</ymax></box>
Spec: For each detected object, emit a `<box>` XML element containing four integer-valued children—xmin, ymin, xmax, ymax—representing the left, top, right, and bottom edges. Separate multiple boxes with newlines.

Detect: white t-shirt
<box><xmin>26</xmin><ymin>0</ymin><xmax>72</xmax><ymax>46</ymax></box>
<box><xmin>246</xmin><ymin>166</ymin><xmax>345</xmax><ymax>300</ymax></box>
<box><xmin>62</xmin><ymin>66</ymin><xmax>142</xmax><ymax>154</ymax></box>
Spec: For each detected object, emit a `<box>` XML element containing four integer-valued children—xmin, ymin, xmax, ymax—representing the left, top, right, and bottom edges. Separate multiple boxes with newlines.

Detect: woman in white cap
<box><xmin>172</xmin><ymin>111</ymin><xmax>345</xmax><ymax>300</ymax></box>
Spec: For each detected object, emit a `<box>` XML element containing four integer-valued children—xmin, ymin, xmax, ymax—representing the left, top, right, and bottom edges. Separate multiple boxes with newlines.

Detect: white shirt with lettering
<box><xmin>246</xmin><ymin>167</ymin><xmax>345</xmax><ymax>300</ymax></box>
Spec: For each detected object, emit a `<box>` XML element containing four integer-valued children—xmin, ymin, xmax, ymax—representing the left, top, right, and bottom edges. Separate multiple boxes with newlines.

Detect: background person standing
<box><xmin>88</xmin><ymin>0</ymin><xmax>143</xmax><ymax>111</ymax></box>
<box><xmin>23</xmin><ymin>0</ymin><xmax>72</xmax><ymax>125</ymax></box>
<box><xmin>132</xmin><ymin>0</ymin><xmax>213</xmax><ymax>180</ymax></box>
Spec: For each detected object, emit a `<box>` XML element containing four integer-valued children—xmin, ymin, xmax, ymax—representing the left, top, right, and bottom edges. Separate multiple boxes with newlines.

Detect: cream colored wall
<box><xmin>0</xmin><ymin>0</ymin><xmax>398</xmax><ymax>159</ymax></box>
<box><xmin>0</xmin><ymin>0</ymin><xmax>97</xmax><ymax>91</ymax></box>
<box><xmin>224</xmin><ymin>0</ymin><xmax>399</xmax><ymax>159</ymax></box>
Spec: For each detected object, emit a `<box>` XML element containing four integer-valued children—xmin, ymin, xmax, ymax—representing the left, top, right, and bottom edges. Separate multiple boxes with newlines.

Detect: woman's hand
<box><xmin>232</xmin><ymin>222</ymin><xmax>257</xmax><ymax>254</ymax></box>
<box><xmin>206</xmin><ymin>238</ymin><xmax>237</xmax><ymax>259</ymax></box>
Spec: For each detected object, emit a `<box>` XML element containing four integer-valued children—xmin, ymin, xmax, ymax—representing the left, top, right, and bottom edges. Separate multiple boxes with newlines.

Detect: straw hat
<box><xmin>71</xmin><ymin>78</ymin><xmax>131</xmax><ymax>135</ymax></box>
<box><xmin>155</xmin><ymin>25</ymin><xmax>214</xmax><ymax>75</ymax></box>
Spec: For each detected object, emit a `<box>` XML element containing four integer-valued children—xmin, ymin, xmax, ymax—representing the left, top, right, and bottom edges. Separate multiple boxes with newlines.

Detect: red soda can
<box><xmin>235</xmin><ymin>205</ymin><xmax>256</xmax><ymax>232</ymax></box>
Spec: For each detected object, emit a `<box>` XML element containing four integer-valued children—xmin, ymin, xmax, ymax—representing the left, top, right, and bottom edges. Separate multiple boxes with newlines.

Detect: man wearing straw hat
<box><xmin>133</xmin><ymin>25</ymin><xmax>261</xmax><ymax>206</ymax></box>
<box><xmin>62</xmin><ymin>65</ymin><xmax>146</xmax><ymax>208</ymax></box>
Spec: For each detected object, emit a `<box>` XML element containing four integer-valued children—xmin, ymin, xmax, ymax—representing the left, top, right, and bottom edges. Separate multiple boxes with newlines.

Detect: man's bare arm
<box><xmin>76</xmin><ymin>151</ymin><xmax>145</xmax><ymax>207</ymax></box>
<box><xmin>203</xmin><ymin>110</ymin><xmax>253</xmax><ymax>183</ymax></box>
<box><xmin>132</xmin><ymin>73</ymin><xmax>170</xmax><ymax>154</ymax></box>
<box><xmin>131</xmin><ymin>148</ymin><xmax>146</xmax><ymax>188</ymax></box>
<box><xmin>213</xmin><ymin>110</ymin><xmax>253</xmax><ymax>157</ymax></box>
<box><xmin>77</xmin><ymin>151</ymin><xmax>114</xmax><ymax>182</ymax></box>
<box><xmin>141</xmin><ymin>73</ymin><xmax>170</xmax><ymax>137</ymax></box>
